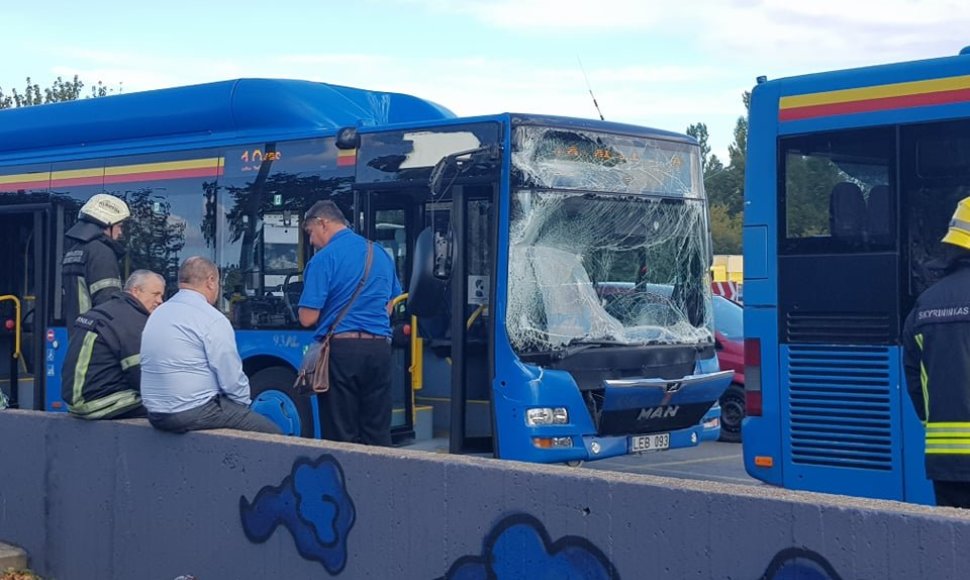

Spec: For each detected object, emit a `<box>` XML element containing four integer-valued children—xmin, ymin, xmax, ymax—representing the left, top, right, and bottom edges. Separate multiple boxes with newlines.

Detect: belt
<box><xmin>331</xmin><ymin>331</ymin><xmax>385</xmax><ymax>340</ymax></box>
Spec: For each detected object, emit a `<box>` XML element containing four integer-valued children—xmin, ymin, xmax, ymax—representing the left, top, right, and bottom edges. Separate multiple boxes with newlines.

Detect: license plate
<box><xmin>630</xmin><ymin>432</ymin><xmax>670</xmax><ymax>453</ymax></box>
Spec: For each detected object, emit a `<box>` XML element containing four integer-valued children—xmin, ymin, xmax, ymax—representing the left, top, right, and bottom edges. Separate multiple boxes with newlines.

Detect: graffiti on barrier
<box><xmin>439</xmin><ymin>513</ymin><xmax>619</xmax><ymax>580</ymax></box>
<box><xmin>239</xmin><ymin>455</ymin><xmax>355</xmax><ymax>575</ymax></box>
<box><xmin>762</xmin><ymin>547</ymin><xmax>843</xmax><ymax>580</ymax></box>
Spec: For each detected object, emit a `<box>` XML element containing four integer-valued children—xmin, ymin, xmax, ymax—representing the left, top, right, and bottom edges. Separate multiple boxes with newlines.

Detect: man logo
<box><xmin>637</xmin><ymin>406</ymin><xmax>679</xmax><ymax>421</ymax></box>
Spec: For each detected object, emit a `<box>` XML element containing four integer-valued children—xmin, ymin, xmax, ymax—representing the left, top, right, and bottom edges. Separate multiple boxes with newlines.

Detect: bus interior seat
<box><xmin>866</xmin><ymin>184</ymin><xmax>891</xmax><ymax>238</ymax></box>
<box><xmin>830</xmin><ymin>181</ymin><xmax>866</xmax><ymax>238</ymax></box>
<box><xmin>407</xmin><ymin>227</ymin><xmax>447</xmax><ymax>318</ymax></box>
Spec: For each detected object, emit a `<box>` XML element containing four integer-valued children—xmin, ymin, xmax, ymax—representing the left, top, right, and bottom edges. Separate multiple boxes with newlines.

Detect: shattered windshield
<box><xmin>506</xmin><ymin>126</ymin><xmax>713</xmax><ymax>354</ymax></box>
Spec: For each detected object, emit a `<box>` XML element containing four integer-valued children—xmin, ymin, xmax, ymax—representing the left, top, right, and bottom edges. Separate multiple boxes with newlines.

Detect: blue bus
<box><xmin>742</xmin><ymin>49</ymin><xmax>970</xmax><ymax>502</ymax></box>
<box><xmin>0</xmin><ymin>78</ymin><xmax>730</xmax><ymax>463</ymax></box>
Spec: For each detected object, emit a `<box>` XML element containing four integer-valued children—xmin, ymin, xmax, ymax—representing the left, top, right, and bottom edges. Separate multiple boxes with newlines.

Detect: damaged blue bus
<box><xmin>0</xmin><ymin>78</ymin><xmax>730</xmax><ymax>463</ymax></box>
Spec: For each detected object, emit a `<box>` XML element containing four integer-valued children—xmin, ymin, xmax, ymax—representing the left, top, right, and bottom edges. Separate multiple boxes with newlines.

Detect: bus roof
<box><xmin>753</xmin><ymin>50</ymin><xmax>970</xmax><ymax>130</ymax></box>
<box><xmin>0</xmin><ymin>78</ymin><xmax>455</xmax><ymax>162</ymax></box>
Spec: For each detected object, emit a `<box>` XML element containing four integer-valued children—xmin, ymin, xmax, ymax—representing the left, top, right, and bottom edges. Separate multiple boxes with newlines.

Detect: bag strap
<box><xmin>325</xmin><ymin>241</ymin><xmax>374</xmax><ymax>338</ymax></box>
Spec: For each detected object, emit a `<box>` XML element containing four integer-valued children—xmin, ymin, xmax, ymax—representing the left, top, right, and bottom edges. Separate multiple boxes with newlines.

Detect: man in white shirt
<box><xmin>141</xmin><ymin>256</ymin><xmax>281</xmax><ymax>434</ymax></box>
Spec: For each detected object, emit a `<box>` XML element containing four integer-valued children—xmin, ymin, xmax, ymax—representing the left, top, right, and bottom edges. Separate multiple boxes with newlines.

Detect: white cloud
<box><xmin>14</xmin><ymin>0</ymin><xmax>970</xmax><ymax>163</ymax></box>
<box><xmin>399</xmin><ymin>0</ymin><xmax>671</xmax><ymax>30</ymax></box>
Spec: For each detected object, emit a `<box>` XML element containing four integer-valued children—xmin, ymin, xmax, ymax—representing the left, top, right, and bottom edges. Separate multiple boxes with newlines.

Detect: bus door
<box><xmin>0</xmin><ymin>205</ymin><xmax>52</xmax><ymax>411</ymax></box>
<box><xmin>406</xmin><ymin>186</ymin><xmax>495</xmax><ymax>454</ymax></box>
<box><xmin>358</xmin><ymin>190</ymin><xmax>419</xmax><ymax>443</ymax></box>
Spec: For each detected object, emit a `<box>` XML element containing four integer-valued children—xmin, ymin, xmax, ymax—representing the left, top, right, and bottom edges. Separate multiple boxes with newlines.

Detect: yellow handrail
<box><xmin>466</xmin><ymin>304</ymin><xmax>487</xmax><ymax>330</ymax></box>
<box><xmin>390</xmin><ymin>293</ymin><xmax>424</xmax><ymax>391</ymax></box>
<box><xmin>390</xmin><ymin>293</ymin><xmax>424</xmax><ymax>426</ymax></box>
<box><xmin>0</xmin><ymin>295</ymin><xmax>22</xmax><ymax>360</ymax></box>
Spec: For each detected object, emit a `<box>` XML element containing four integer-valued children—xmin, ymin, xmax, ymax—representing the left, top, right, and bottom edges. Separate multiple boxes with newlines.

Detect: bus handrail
<box><xmin>0</xmin><ymin>295</ymin><xmax>22</xmax><ymax>361</ymax></box>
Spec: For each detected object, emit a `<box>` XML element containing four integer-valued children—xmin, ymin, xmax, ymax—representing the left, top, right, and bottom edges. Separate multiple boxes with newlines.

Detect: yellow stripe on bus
<box><xmin>0</xmin><ymin>157</ymin><xmax>224</xmax><ymax>185</ymax></box>
<box><xmin>104</xmin><ymin>158</ymin><xmax>222</xmax><ymax>177</ymax></box>
<box><xmin>780</xmin><ymin>75</ymin><xmax>970</xmax><ymax>109</ymax></box>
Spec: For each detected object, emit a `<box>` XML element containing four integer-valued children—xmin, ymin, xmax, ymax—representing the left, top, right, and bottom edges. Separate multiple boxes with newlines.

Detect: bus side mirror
<box><xmin>407</xmin><ymin>227</ymin><xmax>448</xmax><ymax>317</ymax></box>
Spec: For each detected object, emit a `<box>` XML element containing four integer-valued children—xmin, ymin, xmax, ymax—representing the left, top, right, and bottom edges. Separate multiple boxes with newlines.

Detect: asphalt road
<box><xmin>586</xmin><ymin>440</ymin><xmax>759</xmax><ymax>486</ymax></box>
<box><xmin>406</xmin><ymin>436</ymin><xmax>760</xmax><ymax>487</ymax></box>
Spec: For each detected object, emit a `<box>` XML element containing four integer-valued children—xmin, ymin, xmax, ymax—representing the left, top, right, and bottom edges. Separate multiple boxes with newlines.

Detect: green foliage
<box><xmin>709</xmin><ymin>203</ymin><xmax>742</xmax><ymax>254</ymax></box>
<box><xmin>691</xmin><ymin>90</ymin><xmax>750</xmax><ymax>254</ymax></box>
<box><xmin>686</xmin><ymin>122</ymin><xmax>712</xmax><ymax>172</ymax></box>
<box><xmin>0</xmin><ymin>75</ymin><xmax>117</xmax><ymax>109</ymax></box>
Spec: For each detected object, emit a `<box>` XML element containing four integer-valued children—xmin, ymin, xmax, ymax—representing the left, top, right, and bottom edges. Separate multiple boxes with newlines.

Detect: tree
<box><xmin>0</xmin><ymin>75</ymin><xmax>117</xmax><ymax>109</ymax></box>
<box><xmin>709</xmin><ymin>203</ymin><xmax>742</xmax><ymax>254</ymax></box>
<box><xmin>689</xmin><ymin>91</ymin><xmax>750</xmax><ymax>254</ymax></box>
<box><xmin>686</xmin><ymin>122</ymin><xmax>724</xmax><ymax>179</ymax></box>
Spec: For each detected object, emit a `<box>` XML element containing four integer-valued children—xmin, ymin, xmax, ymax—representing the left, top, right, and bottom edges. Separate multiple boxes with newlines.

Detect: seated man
<box><xmin>140</xmin><ymin>256</ymin><xmax>281</xmax><ymax>435</ymax></box>
<box><xmin>61</xmin><ymin>269</ymin><xmax>165</xmax><ymax>420</ymax></box>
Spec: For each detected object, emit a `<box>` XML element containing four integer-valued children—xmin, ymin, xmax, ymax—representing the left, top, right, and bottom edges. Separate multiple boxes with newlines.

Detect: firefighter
<box><xmin>61</xmin><ymin>270</ymin><xmax>165</xmax><ymax>420</ymax></box>
<box><xmin>62</xmin><ymin>194</ymin><xmax>131</xmax><ymax>335</ymax></box>
<box><xmin>903</xmin><ymin>196</ymin><xmax>970</xmax><ymax>508</ymax></box>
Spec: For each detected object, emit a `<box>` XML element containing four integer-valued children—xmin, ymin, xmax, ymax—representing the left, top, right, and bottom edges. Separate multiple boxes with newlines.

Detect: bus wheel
<box><xmin>565</xmin><ymin>460</ymin><xmax>584</xmax><ymax>468</ymax></box>
<box><xmin>250</xmin><ymin>366</ymin><xmax>314</xmax><ymax>438</ymax></box>
<box><xmin>718</xmin><ymin>383</ymin><xmax>745</xmax><ymax>443</ymax></box>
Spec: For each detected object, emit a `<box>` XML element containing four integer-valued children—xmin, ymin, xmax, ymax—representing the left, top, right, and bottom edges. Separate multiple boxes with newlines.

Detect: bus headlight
<box><xmin>526</xmin><ymin>407</ymin><xmax>569</xmax><ymax>426</ymax></box>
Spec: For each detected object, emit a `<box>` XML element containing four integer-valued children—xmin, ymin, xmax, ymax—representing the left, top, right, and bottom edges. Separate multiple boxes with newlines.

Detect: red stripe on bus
<box><xmin>779</xmin><ymin>87</ymin><xmax>970</xmax><ymax>121</ymax></box>
<box><xmin>3</xmin><ymin>167</ymin><xmax>225</xmax><ymax>191</ymax></box>
<box><xmin>0</xmin><ymin>180</ymin><xmax>49</xmax><ymax>191</ymax></box>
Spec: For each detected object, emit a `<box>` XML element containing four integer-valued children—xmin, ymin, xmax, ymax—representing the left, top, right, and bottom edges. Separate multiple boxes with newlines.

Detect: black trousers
<box><xmin>933</xmin><ymin>480</ymin><xmax>970</xmax><ymax>508</ymax></box>
<box><xmin>321</xmin><ymin>337</ymin><xmax>392</xmax><ymax>446</ymax></box>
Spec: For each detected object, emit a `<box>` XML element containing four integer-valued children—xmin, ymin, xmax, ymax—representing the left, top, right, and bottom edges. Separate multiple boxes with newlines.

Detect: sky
<box><xmin>3</xmin><ymin>0</ymin><xmax>970</xmax><ymax>161</ymax></box>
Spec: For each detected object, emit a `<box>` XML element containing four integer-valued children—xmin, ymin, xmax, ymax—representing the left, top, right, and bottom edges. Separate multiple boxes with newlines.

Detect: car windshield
<box><xmin>713</xmin><ymin>295</ymin><xmax>743</xmax><ymax>340</ymax></box>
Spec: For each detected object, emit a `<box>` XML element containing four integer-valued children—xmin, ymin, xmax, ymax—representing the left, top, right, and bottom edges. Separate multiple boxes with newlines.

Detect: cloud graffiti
<box><xmin>440</xmin><ymin>513</ymin><xmax>619</xmax><ymax>580</ymax></box>
<box><xmin>239</xmin><ymin>455</ymin><xmax>356</xmax><ymax>575</ymax></box>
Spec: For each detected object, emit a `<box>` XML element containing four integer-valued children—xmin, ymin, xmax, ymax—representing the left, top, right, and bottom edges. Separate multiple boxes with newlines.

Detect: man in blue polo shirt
<box><xmin>299</xmin><ymin>200</ymin><xmax>402</xmax><ymax>446</ymax></box>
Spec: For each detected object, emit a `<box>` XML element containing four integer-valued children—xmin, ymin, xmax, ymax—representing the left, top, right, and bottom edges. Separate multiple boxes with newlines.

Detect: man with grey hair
<box><xmin>140</xmin><ymin>256</ymin><xmax>281</xmax><ymax>434</ymax></box>
<box><xmin>61</xmin><ymin>269</ymin><xmax>165</xmax><ymax>419</ymax></box>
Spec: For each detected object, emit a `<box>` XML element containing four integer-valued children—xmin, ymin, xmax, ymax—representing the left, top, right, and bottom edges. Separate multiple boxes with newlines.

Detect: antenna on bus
<box><xmin>577</xmin><ymin>56</ymin><xmax>605</xmax><ymax>121</ymax></box>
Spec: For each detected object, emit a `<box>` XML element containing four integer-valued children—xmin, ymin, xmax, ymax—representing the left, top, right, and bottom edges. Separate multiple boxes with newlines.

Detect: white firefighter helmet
<box><xmin>79</xmin><ymin>194</ymin><xmax>130</xmax><ymax>227</ymax></box>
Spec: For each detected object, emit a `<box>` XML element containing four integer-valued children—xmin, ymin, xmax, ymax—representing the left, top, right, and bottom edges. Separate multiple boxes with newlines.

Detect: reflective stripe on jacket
<box><xmin>61</xmin><ymin>293</ymin><xmax>148</xmax><ymax>419</ymax></box>
<box><xmin>62</xmin><ymin>221</ymin><xmax>124</xmax><ymax>335</ymax></box>
<box><xmin>903</xmin><ymin>263</ymin><xmax>970</xmax><ymax>481</ymax></box>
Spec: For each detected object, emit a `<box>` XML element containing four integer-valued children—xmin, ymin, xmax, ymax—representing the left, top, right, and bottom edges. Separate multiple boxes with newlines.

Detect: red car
<box><xmin>713</xmin><ymin>295</ymin><xmax>745</xmax><ymax>442</ymax></box>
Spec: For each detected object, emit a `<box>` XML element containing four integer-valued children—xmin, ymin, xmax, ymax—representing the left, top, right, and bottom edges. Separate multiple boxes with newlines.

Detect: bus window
<box><xmin>374</xmin><ymin>209</ymin><xmax>407</xmax><ymax>283</ymax></box>
<box><xmin>780</xmin><ymin>127</ymin><xmax>894</xmax><ymax>253</ymax></box>
<box><xmin>903</xmin><ymin>119</ymin><xmax>970</xmax><ymax>298</ymax></box>
<box><xmin>219</xmin><ymin>138</ymin><xmax>354</xmax><ymax>328</ymax></box>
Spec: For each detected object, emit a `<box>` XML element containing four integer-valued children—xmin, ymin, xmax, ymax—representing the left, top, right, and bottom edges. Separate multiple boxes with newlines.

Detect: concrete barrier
<box><xmin>0</xmin><ymin>542</ymin><xmax>27</xmax><ymax>571</ymax></box>
<box><xmin>1</xmin><ymin>410</ymin><xmax>969</xmax><ymax>579</ymax></box>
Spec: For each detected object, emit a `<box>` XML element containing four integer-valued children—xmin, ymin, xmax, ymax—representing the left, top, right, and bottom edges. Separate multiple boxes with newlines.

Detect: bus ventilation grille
<box><xmin>785</xmin><ymin>345</ymin><xmax>893</xmax><ymax>471</ymax></box>
<box><xmin>785</xmin><ymin>312</ymin><xmax>891</xmax><ymax>344</ymax></box>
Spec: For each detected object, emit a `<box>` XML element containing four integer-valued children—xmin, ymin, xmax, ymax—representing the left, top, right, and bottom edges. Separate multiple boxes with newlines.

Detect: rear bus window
<box><xmin>780</xmin><ymin>127</ymin><xmax>894</xmax><ymax>254</ymax></box>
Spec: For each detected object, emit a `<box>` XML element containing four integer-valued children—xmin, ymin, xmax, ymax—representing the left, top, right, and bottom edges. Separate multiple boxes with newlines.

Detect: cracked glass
<box><xmin>507</xmin><ymin>125</ymin><xmax>714</xmax><ymax>354</ymax></box>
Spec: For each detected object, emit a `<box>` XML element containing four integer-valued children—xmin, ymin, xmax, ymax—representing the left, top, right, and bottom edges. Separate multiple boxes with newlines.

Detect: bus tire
<box><xmin>718</xmin><ymin>383</ymin><xmax>745</xmax><ymax>443</ymax></box>
<box><xmin>249</xmin><ymin>366</ymin><xmax>315</xmax><ymax>438</ymax></box>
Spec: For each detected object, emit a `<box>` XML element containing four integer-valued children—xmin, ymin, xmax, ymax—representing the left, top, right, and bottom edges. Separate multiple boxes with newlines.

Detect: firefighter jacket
<box><xmin>61</xmin><ymin>292</ymin><xmax>148</xmax><ymax>419</ymax></box>
<box><xmin>903</xmin><ymin>259</ymin><xmax>970</xmax><ymax>481</ymax></box>
<box><xmin>62</xmin><ymin>220</ymin><xmax>125</xmax><ymax>334</ymax></box>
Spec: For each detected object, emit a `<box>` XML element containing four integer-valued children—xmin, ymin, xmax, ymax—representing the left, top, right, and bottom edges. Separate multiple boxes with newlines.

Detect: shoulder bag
<box><xmin>294</xmin><ymin>242</ymin><xmax>374</xmax><ymax>395</ymax></box>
